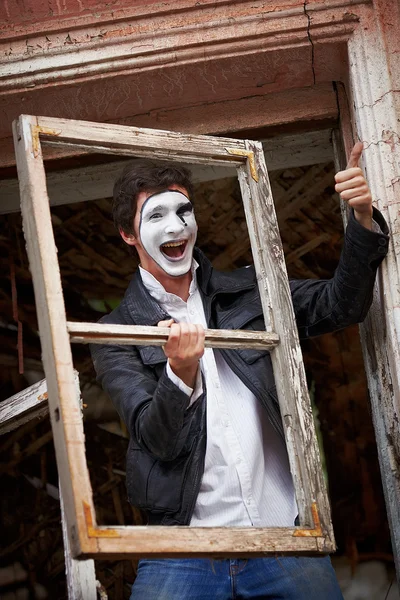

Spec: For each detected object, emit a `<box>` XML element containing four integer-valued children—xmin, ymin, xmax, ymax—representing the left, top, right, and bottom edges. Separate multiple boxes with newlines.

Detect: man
<box><xmin>91</xmin><ymin>144</ymin><xmax>389</xmax><ymax>599</ymax></box>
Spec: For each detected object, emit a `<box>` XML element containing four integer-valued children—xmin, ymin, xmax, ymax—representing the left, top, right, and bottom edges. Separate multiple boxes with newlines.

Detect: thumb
<box><xmin>346</xmin><ymin>141</ymin><xmax>363</xmax><ymax>169</ymax></box>
<box><xmin>157</xmin><ymin>319</ymin><xmax>174</xmax><ymax>328</ymax></box>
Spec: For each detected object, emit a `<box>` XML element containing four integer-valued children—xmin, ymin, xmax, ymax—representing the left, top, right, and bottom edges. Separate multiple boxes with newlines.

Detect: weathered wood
<box><xmin>0</xmin><ymin>429</ymin><xmax>53</xmax><ymax>474</ymax></box>
<box><xmin>237</xmin><ymin>139</ymin><xmax>335</xmax><ymax>544</ymax></box>
<box><xmin>67</xmin><ymin>322</ymin><xmax>280</xmax><ymax>351</ymax></box>
<box><xmin>0</xmin><ymin>130</ymin><xmax>334</xmax><ymax>214</ymax></box>
<box><xmin>263</xmin><ymin>130</ymin><xmax>333</xmax><ymax>171</ymax></box>
<box><xmin>77</xmin><ymin>523</ymin><xmax>328</xmax><ymax>560</ymax></box>
<box><xmin>60</xmin><ymin>487</ymin><xmax>97</xmax><ymax>600</ymax></box>
<box><xmin>0</xmin><ymin>0</ymin><xmax>358</xmax><ymax>95</ymax></box>
<box><xmin>0</xmin><ymin>378</ymin><xmax>49</xmax><ymax>435</ymax></box>
<box><xmin>0</xmin><ymin>85</ymin><xmax>337</xmax><ymax>170</ymax></box>
<box><xmin>34</xmin><ymin>116</ymin><xmax>247</xmax><ymax>167</ymax></box>
<box><xmin>13</xmin><ymin>114</ymin><xmax>98</xmax><ymax>558</ymax></box>
<box><xmin>285</xmin><ymin>234</ymin><xmax>331</xmax><ymax>266</ymax></box>
<box><xmin>13</xmin><ymin>113</ymin><xmax>334</xmax><ymax>558</ymax></box>
<box><xmin>336</xmin><ymin>14</ymin><xmax>400</xmax><ymax>581</ymax></box>
<box><xmin>0</xmin><ymin>372</ymin><xmax>80</xmax><ymax>435</ymax></box>
<box><xmin>277</xmin><ymin>169</ymin><xmax>334</xmax><ymax>223</ymax></box>
<box><xmin>0</xmin><ymin>163</ymin><xmax>235</xmax><ymax>215</ymax></box>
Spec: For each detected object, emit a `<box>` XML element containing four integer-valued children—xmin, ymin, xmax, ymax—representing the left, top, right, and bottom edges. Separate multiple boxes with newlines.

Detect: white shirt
<box><xmin>140</xmin><ymin>263</ymin><xmax>298</xmax><ymax>527</ymax></box>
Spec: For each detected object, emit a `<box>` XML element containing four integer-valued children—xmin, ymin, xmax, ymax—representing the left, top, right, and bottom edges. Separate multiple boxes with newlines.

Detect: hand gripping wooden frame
<box><xmin>12</xmin><ymin>114</ymin><xmax>335</xmax><ymax>559</ymax></box>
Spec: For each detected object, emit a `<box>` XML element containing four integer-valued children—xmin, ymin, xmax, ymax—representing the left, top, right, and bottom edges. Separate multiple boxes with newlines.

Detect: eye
<box><xmin>149</xmin><ymin>213</ymin><xmax>163</xmax><ymax>221</ymax></box>
<box><xmin>177</xmin><ymin>204</ymin><xmax>193</xmax><ymax>218</ymax></box>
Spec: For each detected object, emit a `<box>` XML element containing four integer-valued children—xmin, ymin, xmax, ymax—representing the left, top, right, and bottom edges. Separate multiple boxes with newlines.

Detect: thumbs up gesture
<box><xmin>334</xmin><ymin>142</ymin><xmax>373</xmax><ymax>230</ymax></box>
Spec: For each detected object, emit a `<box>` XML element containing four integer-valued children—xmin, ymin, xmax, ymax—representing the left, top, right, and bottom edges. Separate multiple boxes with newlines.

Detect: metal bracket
<box><xmin>226</xmin><ymin>148</ymin><xmax>258</xmax><ymax>182</ymax></box>
<box><xmin>292</xmin><ymin>502</ymin><xmax>323</xmax><ymax>537</ymax></box>
<box><xmin>83</xmin><ymin>501</ymin><xmax>120</xmax><ymax>538</ymax></box>
<box><xmin>31</xmin><ymin>124</ymin><xmax>61</xmax><ymax>158</ymax></box>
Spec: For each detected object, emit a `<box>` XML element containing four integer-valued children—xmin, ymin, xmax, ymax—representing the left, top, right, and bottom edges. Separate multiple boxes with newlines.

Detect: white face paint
<box><xmin>139</xmin><ymin>190</ymin><xmax>198</xmax><ymax>277</ymax></box>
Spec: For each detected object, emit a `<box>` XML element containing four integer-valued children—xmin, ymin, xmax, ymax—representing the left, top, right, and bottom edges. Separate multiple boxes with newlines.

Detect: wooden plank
<box><xmin>34</xmin><ymin>116</ymin><xmax>247</xmax><ymax>167</ymax></box>
<box><xmin>67</xmin><ymin>322</ymin><xmax>280</xmax><ymax>350</ymax></box>
<box><xmin>0</xmin><ymin>130</ymin><xmax>334</xmax><ymax>215</ymax></box>
<box><xmin>285</xmin><ymin>234</ymin><xmax>331</xmax><ymax>266</ymax></box>
<box><xmin>0</xmin><ymin>85</ymin><xmax>337</xmax><ymax>170</ymax></box>
<box><xmin>262</xmin><ymin>130</ymin><xmax>333</xmax><ymax>171</ymax></box>
<box><xmin>77</xmin><ymin>522</ymin><xmax>330</xmax><ymax>560</ymax></box>
<box><xmin>0</xmin><ymin>162</ymin><xmax>235</xmax><ymax>215</ymax></box>
<box><xmin>12</xmin><ymin>114</ymin><xmax>98</xmax><ymax>558</ymax></box>
<box><xmin>0</xmin><ymin>378</ymin><xmax>49</xmax><ymax>435</ymax></box>
<box><xmin>277</xmin><ymin>169</ymin><xmax>334</xmax><ymax>223</ymax></box>
<box><xmin>0</xmin><ymin>372</ymin><xmax>80</xmax><ymax>435</ymax></box>
<box><xmin>60</xmin><ymin>487</ymin><xmax>97</xmax><ymax>600</ymax></box>
<box><xmin>335</xmin><ymin>17</ymin><xmax>400</xmax><ymax>577</ymax></box>
<box><xmin>237</xmin><ymin>139</ymin><xmax>335</xmax><ymax>543</ymax></box>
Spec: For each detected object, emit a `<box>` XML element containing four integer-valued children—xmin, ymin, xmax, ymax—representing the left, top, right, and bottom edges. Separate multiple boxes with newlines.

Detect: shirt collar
<box><xmin>139</xmin><ymin>260</ymin><xmax>199</xmax><ymax>305</ymax></box>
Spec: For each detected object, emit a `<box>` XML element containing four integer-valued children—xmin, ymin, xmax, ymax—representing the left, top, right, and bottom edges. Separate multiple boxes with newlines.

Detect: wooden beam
<box><xmin>0</xmin><ymin>162</ymin><xmax>235</xmax><ymax>215</ymax></box>
<box><xmin>285</xmin><ymin>234</ymin><xmax>331</xmax><ymax>265</ymax></box>
<box><xmin>0</xmin><ymin>372</ymin><xmax>80</xmax><ymax>435</ymax></box>
<box><xmin>0</xmin><ymin>378</ymin><xmax>49</xmax><ymax>435</ymax></box>
<box><xmin>67</xmin><ymin>322</ymin><xmax>280</xmax><ymax>350</ymax></box>
<box><xmin>237</xmin><ymin>138</ymin><xmax>334</xmax><ymax>545</ymax></box>
<box><xmin>60</xmin><ymin>488</ymin><xmax>97</xmax><ymax>600</ymax></box>
<box><xmin>0</xmin><ymin>130</ymin><xmax>333</xmax><ymax>215</ymax></box>
<box><xmin>335</xmin><ymin>4</ymin><xmax>400</xmax><ymax>578</ymax></box>
<box><xmin>0</xmin><ymin>374</ymin><xmax>97</xmax><ymax>597</ymax></box>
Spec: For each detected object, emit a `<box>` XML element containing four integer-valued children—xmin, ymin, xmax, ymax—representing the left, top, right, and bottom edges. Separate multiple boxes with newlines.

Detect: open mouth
<box><xmin>160</xmin><ymin>239</ymin><xmax>188</xmax><ymax>261</ymax></box>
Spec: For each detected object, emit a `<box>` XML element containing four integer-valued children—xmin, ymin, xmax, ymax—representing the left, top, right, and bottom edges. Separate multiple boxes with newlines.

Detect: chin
<box><xmin>161</xmin><ymin>262</ymin><xmax>192</xmax><ymax>278</ymax></box>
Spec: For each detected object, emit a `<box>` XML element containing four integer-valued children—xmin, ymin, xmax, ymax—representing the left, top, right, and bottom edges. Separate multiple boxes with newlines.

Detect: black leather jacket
<box><xmin>91</xmin><ymin>208</ymin><xmax>389</xmax><ymax>525</ymax></box>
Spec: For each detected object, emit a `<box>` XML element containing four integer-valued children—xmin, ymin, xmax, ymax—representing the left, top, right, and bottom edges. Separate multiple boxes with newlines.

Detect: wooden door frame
<box><xmin>4</xmin><ymin>0</ymin><xmax>399</xmax><ymax>578</ymax></box>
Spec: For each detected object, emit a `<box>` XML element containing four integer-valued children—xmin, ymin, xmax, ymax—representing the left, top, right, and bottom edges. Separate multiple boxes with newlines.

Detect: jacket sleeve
<box><xmin>290</xmin><ymin>207</ymin><xmax>389</xmax><ymax>339</ymax></box>
<box><xmin>90</xmin><ymin>336</ymin><xmax>203</xmax><ymax>461</ymax></box>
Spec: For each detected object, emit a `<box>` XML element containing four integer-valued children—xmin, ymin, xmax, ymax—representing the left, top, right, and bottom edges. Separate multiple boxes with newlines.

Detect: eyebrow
<box><xmin>177</xmin><ymin>202</ymin><xmax>193</xmax><ymax>211</ymax></box>
<box><xmin>146</xmin><ymin>204</ymin><xmax>164</xmax><ymax>214</ymax></box>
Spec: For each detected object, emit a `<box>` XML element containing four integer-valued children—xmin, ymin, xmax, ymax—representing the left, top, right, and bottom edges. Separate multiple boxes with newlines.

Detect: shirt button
<box><xmin>237</xmin><ymin>458</ymin><xmax>242</xmax><ymax>464</ymax></box>
<box><xmin>246</xmin><ymin>499</ymin><xmax>251</xmax><ymax>505</ymax></box>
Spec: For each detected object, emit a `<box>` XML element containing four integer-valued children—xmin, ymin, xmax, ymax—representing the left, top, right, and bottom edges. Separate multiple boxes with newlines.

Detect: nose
<box><xmin>164</xmin><ymin>213</ymin><xmax>185</xmax><ymax>235</ymax></box>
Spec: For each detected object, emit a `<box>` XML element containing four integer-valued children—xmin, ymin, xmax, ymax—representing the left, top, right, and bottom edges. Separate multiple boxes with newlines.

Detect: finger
<box><xmin>339</xmin><ymin>186</ymin><xmax>370</xmax><ymax>201</ymax></box>
<box><xmin>183</xmin><ymin>323</ymin><xmax>199</xmax><ymax>356</ymax></box>
<box><xmin>195</xmin><ymin>324</ymin><xmax>205</xmax><ymax>358</ymax></box>
<box><xmin>335</xmin><ymin>167</ymin><xmax>363</xmax><ymax>184</ymax></box>
<box><xmin>188</xmin><ymin>324</ymin><xmax>199</xmax><ymax>356</ymax></box>
<box><xmin>342</xmin><ymin>196</ymin><xmax>372</xmax><ymax>214</ymax></box>
<box><xmin>164</xmin><ymin>322</ymin><xmax>181</xmax><ymax>355</ymax></box>
<box><xmin>346</xmin><ymin>194</ymin><xmax>372</xmax><ymax>210</ymax></box>
<box><xmin>346</xmin><ymin>141</ymin><xmax>363</xmax><ymax>169</ymax></box>
<box><xmin>176</xmin><ymin>322</ymin><xmax>191</xmax><ymax>356</ymax></box>
<box><xmin>335</xmin><ymin>174</ymin><xmax>366</xmax><ymax>193</ymax></box>
<box><xmin>157</xmin><ymin>318</ymin><xmax>174</xmax><ymax>328</ymax></box>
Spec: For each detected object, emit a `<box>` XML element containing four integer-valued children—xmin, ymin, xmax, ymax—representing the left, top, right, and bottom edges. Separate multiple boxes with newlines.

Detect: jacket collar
<box><xmin>121</xmin><ymin>247</ymin><xmax>256</xmax><ymax>327</ymax></box>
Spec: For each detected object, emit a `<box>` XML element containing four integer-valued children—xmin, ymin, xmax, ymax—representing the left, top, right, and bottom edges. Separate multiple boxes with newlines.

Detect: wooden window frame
<box><xmin>12</xmin><ymin>114</ymin><xmax>334</xmax><ymax>559</ymax></box>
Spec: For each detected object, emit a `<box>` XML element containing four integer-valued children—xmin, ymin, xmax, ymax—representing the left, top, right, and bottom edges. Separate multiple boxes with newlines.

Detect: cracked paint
<box><xmin>358</xmin><ymin>89</ymin><xmax>400</xmax><ymax>110</ymax></box>
<box><xmin>303</xmin><ymin>0</ymin><xmax>316</xmax><ymax>85</ymax></box>
<box><xmin>363</xmin><ymin>130</ymin><xmax>400</xmax><ymax>152</ymax></box>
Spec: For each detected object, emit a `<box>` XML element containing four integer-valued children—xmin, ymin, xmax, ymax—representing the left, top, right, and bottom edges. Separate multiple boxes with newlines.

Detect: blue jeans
<box><xmin>130</xmin><ymin>556</ymin><xmax>344</xmax><ymax>599</ymax></box>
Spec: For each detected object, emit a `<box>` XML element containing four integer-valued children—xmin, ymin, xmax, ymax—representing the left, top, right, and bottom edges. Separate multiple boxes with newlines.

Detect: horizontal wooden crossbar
<box><xmin>32</xmin><ymin>117</ymin><xmax>250</xmax><ymax>168</ymax></box>
<box><xmin>67</xmin><ymin>322</ymin><xmax>279</xmax><ymax>350</ymax></box>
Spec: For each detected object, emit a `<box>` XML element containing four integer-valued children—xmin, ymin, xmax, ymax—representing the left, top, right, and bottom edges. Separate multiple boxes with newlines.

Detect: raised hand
<box><xmin>158</xmin><ymin>319</ymin><xmax>205</xmax><ymax>388</ymax></box>
<box><xmin>334</xmin><ymin>141</ymin><xmax>373</xmax><ymax>230</ymax></box>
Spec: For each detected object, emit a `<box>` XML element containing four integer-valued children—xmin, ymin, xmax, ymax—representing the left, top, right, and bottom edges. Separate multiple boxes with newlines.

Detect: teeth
<box><xmin>162</xmin><ymin>241</ymin><xmax>185</xmax><ymax>248</ymax></box>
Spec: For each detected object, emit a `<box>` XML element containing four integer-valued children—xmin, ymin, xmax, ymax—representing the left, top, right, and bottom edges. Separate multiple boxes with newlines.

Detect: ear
<box><xmin>119</xmin><ymin>229</ymin><xmax>138</xmax><ymax>247</ymax></box>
